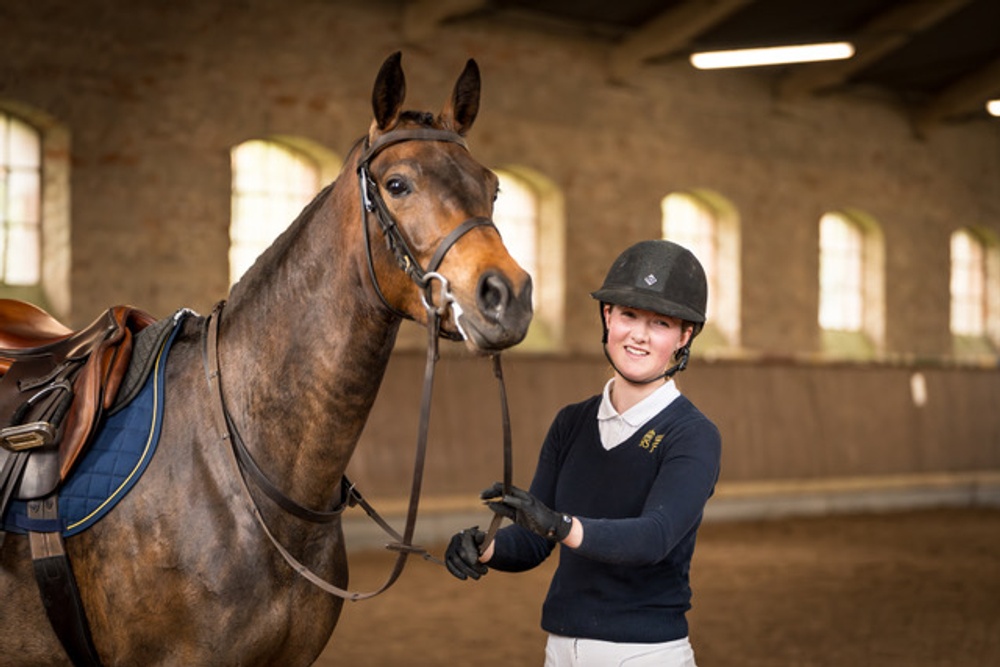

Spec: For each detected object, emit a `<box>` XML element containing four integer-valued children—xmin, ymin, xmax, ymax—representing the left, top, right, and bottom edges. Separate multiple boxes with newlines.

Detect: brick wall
<box><xmin>3</xmin><ymin>0</ymin><xmax>1000</xmax><ymax>512</ymax></box>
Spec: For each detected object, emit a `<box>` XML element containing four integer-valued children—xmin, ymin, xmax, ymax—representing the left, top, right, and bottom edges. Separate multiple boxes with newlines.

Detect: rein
<box><xmin>204</xmin><ymin>302</ymin><xmax>511</xmax><ymax>600</ymax></box>
<box><xmin>202</xmin><ymin>127</ymin><xmax>514</xmax><ymax>600</ymax></box>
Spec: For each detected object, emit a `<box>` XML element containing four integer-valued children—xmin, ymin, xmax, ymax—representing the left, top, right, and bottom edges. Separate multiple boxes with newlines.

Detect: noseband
<box><xmin>357</xmin><ymin>128</ymin><xmax>496</xmax><ymax>340</ymax></box>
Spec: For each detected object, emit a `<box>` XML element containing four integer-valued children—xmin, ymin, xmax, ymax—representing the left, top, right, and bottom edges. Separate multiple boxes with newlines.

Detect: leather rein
<box><xmin>203</xmin><ymin>127</ymin><xmax>512</xmax><ymax>601</ymax></box>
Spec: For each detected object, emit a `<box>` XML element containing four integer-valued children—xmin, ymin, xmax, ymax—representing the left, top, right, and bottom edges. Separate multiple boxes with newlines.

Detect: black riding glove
<box><xmin>481</xmin><ymin>483</ymin><xmax>573</xmax><ymax>542</ymax></box>
<box><xmin>444</xmin><ymin>526</ymin><xmax>489</xmax><ymax>581</ymax></box>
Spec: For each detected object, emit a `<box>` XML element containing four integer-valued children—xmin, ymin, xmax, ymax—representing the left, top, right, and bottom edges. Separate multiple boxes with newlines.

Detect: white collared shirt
<box><xmin>597</xmin><ymin>378</ymin><xmax>681</xmax><ymax>450</ymax></box>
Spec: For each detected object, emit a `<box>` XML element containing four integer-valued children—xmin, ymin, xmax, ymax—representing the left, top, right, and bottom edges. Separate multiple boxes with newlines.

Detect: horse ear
<box><xmin>371</xmin><ymin>51</ymin><xmax>406</xmax><ymax>131</ymax></box>
<box><xmin>439</xmin><ymin>58</ymin><xmax>480</xmax><ymax>136</ymax></box>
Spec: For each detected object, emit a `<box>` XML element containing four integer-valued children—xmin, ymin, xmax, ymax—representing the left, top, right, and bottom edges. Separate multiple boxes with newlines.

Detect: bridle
<box><xmin>358</xmin><ymin>126</ymin><xmax>495</xmax><ymax>341</ymax></box>
<box><xmin>203</xmin><ymin>127</ymin><xmax>513</xmax><ymax>601</ymax></box>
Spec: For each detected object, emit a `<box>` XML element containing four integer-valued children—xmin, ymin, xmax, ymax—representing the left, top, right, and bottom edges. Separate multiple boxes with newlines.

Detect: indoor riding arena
<box><xmin>2</xmin><ymin>1</ymin><xmax>1000</xmax><ymax>666</ymax></box>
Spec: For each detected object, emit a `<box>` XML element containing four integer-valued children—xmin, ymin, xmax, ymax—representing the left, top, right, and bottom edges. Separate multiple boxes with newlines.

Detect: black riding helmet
<box><xmin>591</xmin><ymin>239</ymin><xmax>708</xmax><ymax>382</ymax></box>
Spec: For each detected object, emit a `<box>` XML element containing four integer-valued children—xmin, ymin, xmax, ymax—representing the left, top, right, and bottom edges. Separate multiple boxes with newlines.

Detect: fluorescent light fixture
<box><xmin>988</xmin><ymin>99</ymin><xmax>1000</xmax><ymax>117</ymax></box>
<box><xmin>690</xmin><ymin>42</ymin><xmax>855</xmax><ymax>69</ymax></box>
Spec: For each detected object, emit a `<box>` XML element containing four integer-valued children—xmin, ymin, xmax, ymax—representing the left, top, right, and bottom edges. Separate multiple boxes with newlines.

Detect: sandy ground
<box><xmin>314</xmin><ymin>507</ymin><xmax>1000</xmax><ymax>666</ymax></box>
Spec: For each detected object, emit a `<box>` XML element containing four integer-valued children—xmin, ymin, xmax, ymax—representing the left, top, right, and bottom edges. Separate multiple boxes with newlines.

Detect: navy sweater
<box><xmin>489</xmin><ymin>393</ymin><xmax>721</xmax><ymax>643</ymax></box>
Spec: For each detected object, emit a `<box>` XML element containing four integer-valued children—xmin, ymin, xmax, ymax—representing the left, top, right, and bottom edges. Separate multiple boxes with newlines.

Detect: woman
<box><xmin>445</xmin><ymin>239</ymin><xmax>722</xmax><ymax>667</ymax></box>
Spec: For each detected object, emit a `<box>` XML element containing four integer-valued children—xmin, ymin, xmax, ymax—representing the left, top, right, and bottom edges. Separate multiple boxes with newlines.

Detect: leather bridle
<box><xmin>358</xmin><ymin>127</ymin><xmax>496</xmax><ymax>341</ymax></box>
<box><xmin>203</xmin><ymin>127</ymin><xmax>513</xmax><ymax>601</ymax></box>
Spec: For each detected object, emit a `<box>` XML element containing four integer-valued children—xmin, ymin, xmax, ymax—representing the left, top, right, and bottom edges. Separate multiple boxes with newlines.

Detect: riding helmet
<box><xmin>591</xmin><ymin>239</ymin><xmax>707</xmax><ymax>331</ymax></box>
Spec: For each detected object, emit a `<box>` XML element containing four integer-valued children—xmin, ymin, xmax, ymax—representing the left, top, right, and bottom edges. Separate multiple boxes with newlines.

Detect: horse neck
<box><xmin>218</xmin><ymin>176</ymin><xmax>402</xmax><ymax>507</ymax></box>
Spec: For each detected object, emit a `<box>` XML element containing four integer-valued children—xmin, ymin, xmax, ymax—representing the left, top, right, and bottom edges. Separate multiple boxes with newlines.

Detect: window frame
<box><xmin>817</xmin><ymin>210</ymin><xmax>885</xmax><ymax>359</ymax></box>
<box><xmin>661</xmin><ymin>190</ymin><xmax>741</xmax><ymax>352</ymax></box>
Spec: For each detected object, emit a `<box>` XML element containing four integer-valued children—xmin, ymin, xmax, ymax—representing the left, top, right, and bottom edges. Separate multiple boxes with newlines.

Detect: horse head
<box><xmin>356</xmin><ymin>52</ymin><xmax>533</xmax><ymax>352</ymax></box>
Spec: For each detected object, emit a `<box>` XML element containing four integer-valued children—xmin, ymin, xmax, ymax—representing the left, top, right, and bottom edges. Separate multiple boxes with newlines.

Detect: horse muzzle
<box><xmin>456</xmin><ymin>270</ymin><xmax>533</xmax><ymax>352</ymax></box>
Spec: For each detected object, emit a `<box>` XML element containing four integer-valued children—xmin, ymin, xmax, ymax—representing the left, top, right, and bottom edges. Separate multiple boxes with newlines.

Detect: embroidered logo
<box><xmin>643</xmin><ymin>273</ymin><xmax>658</xmax><ymax>287</ymax></box>
<box><xmin>638</xmin><ymin>429</ymin><xmax>665</xmax><ymax>453</ymax></box>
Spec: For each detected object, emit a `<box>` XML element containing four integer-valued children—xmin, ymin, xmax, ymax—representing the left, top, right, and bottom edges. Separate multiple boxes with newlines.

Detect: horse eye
<box><xmin>385</xmin><ymin>177</ymin><xmax>410</xmax><ymax>197</ymax></box>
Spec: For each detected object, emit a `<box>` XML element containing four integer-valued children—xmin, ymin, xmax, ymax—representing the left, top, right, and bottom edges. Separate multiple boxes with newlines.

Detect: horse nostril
<box><xmin>478</xmin><ymin>272</ymin><xmax>511</xmax><ymax>321</ymax></box>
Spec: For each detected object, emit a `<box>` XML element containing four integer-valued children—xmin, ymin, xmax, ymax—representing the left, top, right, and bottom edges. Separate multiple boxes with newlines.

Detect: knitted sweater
<box><xmin>489</xmin><ymin>393</ymin><xmax>721</xmax><ymax>643</ymax></box>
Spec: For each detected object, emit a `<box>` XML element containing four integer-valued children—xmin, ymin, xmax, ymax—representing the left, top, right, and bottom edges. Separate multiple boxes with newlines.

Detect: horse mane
<box><xmin>398</xmin><ymin>110</ymin><xmax>435</xmax><ymax>126</ymax></box>
<box><xmin>227</xmin><ymin>182</ymin><xmax>337</xmax><ymax>298</ymax></box>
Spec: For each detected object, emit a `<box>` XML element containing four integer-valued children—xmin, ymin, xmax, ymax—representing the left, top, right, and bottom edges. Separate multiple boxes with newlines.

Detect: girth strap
<box><xmin>28</xmin><ymin>496</ymin><xmax>104</xmax><ymax>667</ymax></box>
<box><xmin>0</xmin><ymin>450</ymin><xmax>29</xmax><ymax>547</ymax></box>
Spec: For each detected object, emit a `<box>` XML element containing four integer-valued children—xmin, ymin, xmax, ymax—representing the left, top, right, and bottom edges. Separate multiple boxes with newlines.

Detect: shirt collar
<box><xmin>598</xmin><ymin>377</ymin><xmax>681</xmax><ymax>426</ymax></box>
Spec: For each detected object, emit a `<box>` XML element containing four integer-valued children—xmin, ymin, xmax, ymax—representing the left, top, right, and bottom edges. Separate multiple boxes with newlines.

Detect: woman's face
<box><xmin>603</xmin><ymin>304</ymin><xmax>692</xmax><ymax>384</ymax></box>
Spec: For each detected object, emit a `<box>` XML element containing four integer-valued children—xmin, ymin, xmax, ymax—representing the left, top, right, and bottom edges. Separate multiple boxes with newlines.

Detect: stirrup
<box><xmin>0</xmin><ymin>421</ymin><xmax>56</xmax><ymax>452</ymax></box>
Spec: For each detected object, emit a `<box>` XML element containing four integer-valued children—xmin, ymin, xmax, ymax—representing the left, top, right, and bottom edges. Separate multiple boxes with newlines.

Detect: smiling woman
<box><xmin>443</xmin><ymin>239</ymin><xmax>720</xmax><ymax>667</ymax></box>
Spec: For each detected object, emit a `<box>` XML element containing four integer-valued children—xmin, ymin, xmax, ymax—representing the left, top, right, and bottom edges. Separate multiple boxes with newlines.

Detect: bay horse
<box><xmin>0</xmin><ymin>52</ymin><xmax>532</xmax><ymax>666</ymax></box>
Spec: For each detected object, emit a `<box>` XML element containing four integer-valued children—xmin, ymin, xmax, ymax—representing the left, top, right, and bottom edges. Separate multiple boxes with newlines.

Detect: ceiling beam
<box><xmin>608</xmin><ymin>0</ymin><xmax>753</xmax><ymax>82</ymax></box>
<box><xmin>777</xmin><ymin>0</ymin><xmax>972</xmax><ymax>99</ymax></box>
<box><xmin>914</xmin><ymin>55</ymin><xmax>1000</xmax><ymax>131</ymax></box>
<box><xmin>402</xmin><ymin>0</ymin><xmax>488</xmax><ymax>43</ymax></box>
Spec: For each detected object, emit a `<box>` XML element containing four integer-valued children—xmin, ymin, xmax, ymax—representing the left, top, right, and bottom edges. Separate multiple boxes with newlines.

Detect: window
<box><xmin>661</xmin><ymin>191</ymin><xmax>741</xmax><ymax>350</ymax></box>
<box><xmin>494</xmin><ymin>171</ymin><xmax>539</xmax><ymax>296</ymax></box>
<box><xmin>0</xmin><ymin>105</ymin><xmax>70</xmax><ymax>317</ymax></box>
<box><xmin>950</xmin><ymin>230</ymin><xmax>985</xmax><ymax>336</ymax></box>
<box><xmin>0</xmin><ymin>112</ymin><xmax>42</xmax><ymax>286</ymax></box>
<box><xmin>817</xmin><ymin>211</ymin><xmax>885</xmax><ymax>358</ymax></box>
<box><xmin>950</xmin><ymin>228</ymin><xmax>1000</xmax><ymax>354</ymax></box>
<box><xmin>493</xmin><ymin>168</ymin><xmax>564</xmax><ymax>350</ymax></box>
<box><xmin>230</xmin><ymin>140</ymin><xmax>322</xmax><ymax>285</ymax></box>
<box><xmin>819</xmin><ymin>213</ymin><xmax>863</xmax><ymax>331</ymax></box>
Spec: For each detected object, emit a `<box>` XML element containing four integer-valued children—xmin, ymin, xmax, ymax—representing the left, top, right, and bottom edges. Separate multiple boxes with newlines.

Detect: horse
<box><xmin>0</xmin><ymin>51</ymin><xmax>532</xmax><ymax>666</ymax></box>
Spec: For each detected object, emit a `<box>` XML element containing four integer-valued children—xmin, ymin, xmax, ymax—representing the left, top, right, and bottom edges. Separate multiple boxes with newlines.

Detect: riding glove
<box><xmin>481</xmin><ymin>483</ymin><xmax>573</xmax><ymax>542</ymax></box>
<box><xmin>444</xmin><ymin>526</ymin><xmax>489</xmax><ymax>580</ymax></box>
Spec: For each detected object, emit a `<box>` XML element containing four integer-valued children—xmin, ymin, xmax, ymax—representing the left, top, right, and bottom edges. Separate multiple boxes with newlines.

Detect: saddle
<box><xmin>0</xmin><ymin>300</ymin><xmax>156</xmax><ymax>509</ymax></box>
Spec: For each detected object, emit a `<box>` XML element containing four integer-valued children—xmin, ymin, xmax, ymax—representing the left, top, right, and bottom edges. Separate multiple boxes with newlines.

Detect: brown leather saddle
<box><xmin>0</xmin><ymin>299</ymin><xmax>155</xmax><ymax>507</ymax></box>
<box><xmin>0</xmin><ymin>299</ymin><xmax>159</xmax><ymax>667</ymax></box>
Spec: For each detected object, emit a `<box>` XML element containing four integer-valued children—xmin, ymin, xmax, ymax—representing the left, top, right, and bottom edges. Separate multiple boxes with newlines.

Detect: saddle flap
<box><xmin>0</xmin><ymin>303</ymin><xmax>156</xmax><ymax>503</ymax></box>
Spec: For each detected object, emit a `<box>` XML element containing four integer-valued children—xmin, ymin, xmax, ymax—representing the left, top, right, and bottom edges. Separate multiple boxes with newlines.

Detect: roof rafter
<box><xmin>915</xmin><ymin>55</ymin><xmax>1000</xmax><ymax>131</ymax></box>
<box><xmin>402</xmin><ymin>0</ymin><xmax>488</xmax><ymax>43</ymax></box>
<box><xmin>608</xmin><ymin>0</ymin><xmax>753</xmax><ymax>81</ymax></box>
<box><xmin>777</xmin><ymin>0</ymin><xmax>972</xmax><ymax>99</ymax></box>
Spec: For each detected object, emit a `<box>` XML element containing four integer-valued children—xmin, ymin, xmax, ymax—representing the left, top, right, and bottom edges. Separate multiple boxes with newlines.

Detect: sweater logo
<box><xmin>638</xmin><ymin>429</ymin><xmax>664</xmax><ymax>453</ymax></box>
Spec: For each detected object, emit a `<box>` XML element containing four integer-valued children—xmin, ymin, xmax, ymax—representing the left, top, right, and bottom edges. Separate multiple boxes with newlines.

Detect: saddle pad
<box><xmin>2</xmin><ymin>314</ymin><xmax>183</xmax><ymax>537</ymax></box>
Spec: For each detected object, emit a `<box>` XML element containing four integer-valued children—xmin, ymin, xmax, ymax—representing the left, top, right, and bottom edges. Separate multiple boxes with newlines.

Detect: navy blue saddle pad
<box><xmin>2</xmin><ymin>312</ymin><xmax>185</xmax><ymax>537</ymax></box>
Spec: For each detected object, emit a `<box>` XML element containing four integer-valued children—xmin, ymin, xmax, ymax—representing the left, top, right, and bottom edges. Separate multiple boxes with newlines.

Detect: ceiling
<box><xmin>402</xmin><ymin>0</ymin><xmax>1000</xmax><ymax>131</ymax></box>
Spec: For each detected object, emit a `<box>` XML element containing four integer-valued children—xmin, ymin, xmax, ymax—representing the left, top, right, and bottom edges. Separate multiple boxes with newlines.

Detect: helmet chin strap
<box><xmin>601</xmin><ymin>343</ymin><xmax>690</xmax><ymax>386</ymax></box>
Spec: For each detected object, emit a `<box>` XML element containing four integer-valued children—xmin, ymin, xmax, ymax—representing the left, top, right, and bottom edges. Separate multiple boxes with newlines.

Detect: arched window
<box><xmin>819</xmin><ymin>213</ymin><xmax>864</xmax><ymax>331</ymax></box>
<box><xmin>493</xmin><ymin>171</ymin><xmax>538</xmax><ymax>287</ymax></box>
<box><xmin>230</xmin><ymin>139</ymin><xmax>323</xmax><ymax>285</ymax></box>
<box><xmin>0</xmin><ymin>105</ymin><xmax>70</xmax><ymax>318</ymax></box>
<box><xmin>0</xmin><ymin>112</ymin><xmax>41</xmax><ymax>286</ymax></box>
<box><xmin>818</xmin><ymin>211</ymin><xmax>885</xmax><ymax>357</ymax></box>
<box><xmin>950</xmin><ymin>228</ymin><xmax>1000</xmax><ymax>354</ymax></box>
<box><xmin>493</xmin><ymin>167</ymin><xmax>565</xmax><ymax>351</ymax></box>
<box><xmin>661</xmin><ymin>191</ymin><xmax>740</xmax><ymax>350</ymax></box>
